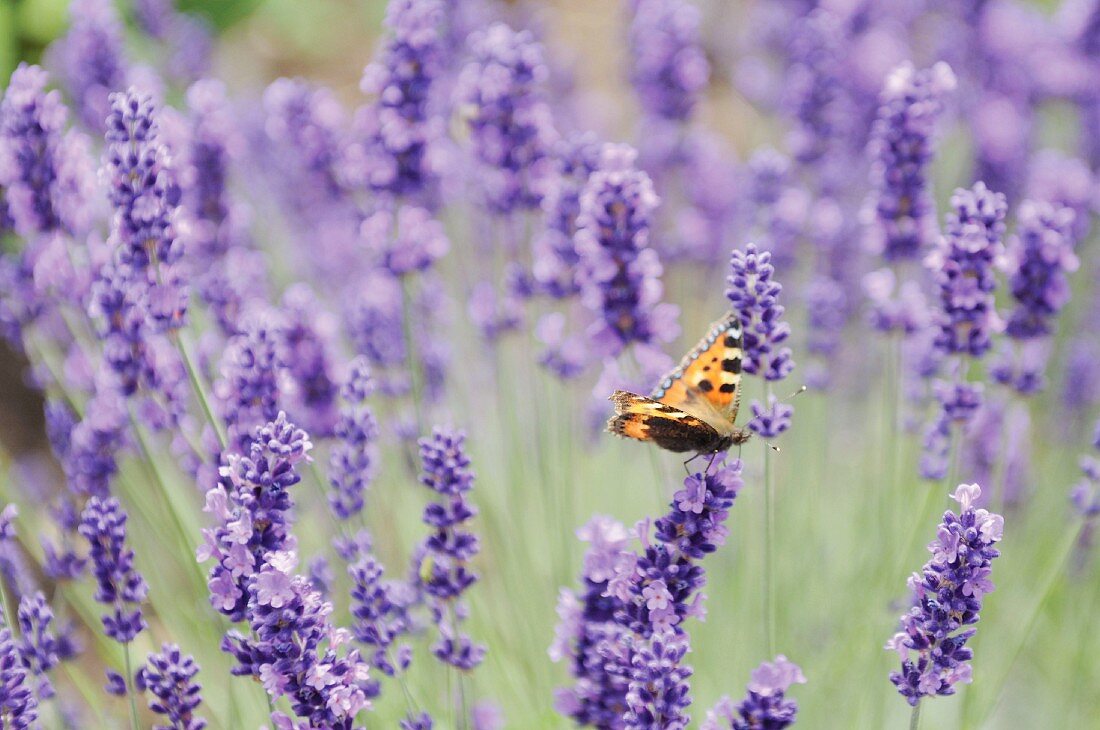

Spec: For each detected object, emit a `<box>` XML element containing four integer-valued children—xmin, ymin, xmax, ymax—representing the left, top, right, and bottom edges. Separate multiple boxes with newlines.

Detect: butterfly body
<box><xmin>607</xmin><ymin>312</ymin><xmax>751</xmax><ymax>454</ymax></box>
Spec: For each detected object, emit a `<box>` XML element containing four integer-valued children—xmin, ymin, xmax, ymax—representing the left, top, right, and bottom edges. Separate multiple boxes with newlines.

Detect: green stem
<box><xmin>909</xmin><ymin>702</ymin><xmax>922</xmax><ymax>730</ymax></box>
<box><xmin>123</xmin><ymin>643</ymin><xmax>141</xmax><ymax>730</ymax></box>
<box><xmin>764</xmin><ymin>381</ymin><xmax>776</xmax><ymax>658</ymax></box>
<box><xmin>172</xmin><ymin>331</ymin><xmax>228</xmax><ymax>451</ymax></box>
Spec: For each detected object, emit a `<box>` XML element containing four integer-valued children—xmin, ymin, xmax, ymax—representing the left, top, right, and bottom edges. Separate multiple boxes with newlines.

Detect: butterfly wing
<box><xmin>606</xmin><ymin>391</ymin><xmax>722</xmax><ymax>453</ymax></box>
<box><xmin>650</xmin><ymin>312</ymin><xmax>744</xmax><ymax>431</ymax></box>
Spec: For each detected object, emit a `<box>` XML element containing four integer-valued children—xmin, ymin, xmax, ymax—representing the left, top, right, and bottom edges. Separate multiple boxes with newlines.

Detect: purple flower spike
<box><xmin>135</xmin><ymin>643</ymin><xmax>207</xmax><ymax>730</ymax></box>
<box><xmin>623</xmin><ymin>631</ymin><xmax>693</xmax><ymax>729</ymax></box>
<box><xmin>925</xmin><ymin>182</ymin><xmax>1007</xmax><ymax>360</ymax></box>
<box><xmin>886</xmin><ymin>484</ymin><xmax>1003</xmax><ymax>707</ymax></box>
<box><xmin>1002</xmin><ymin>200</ymin><xmax>1078</xmax><ymax>340</ymax></box>
<box><xmin>0</xmin><ymin>64</ymin><xmax>69</xmax><ymax>237</ymax></box>
<box><xmin>329</xmin><ymin>357</ymin><xmax>379</xmax><ymax>520</ymax></box>
<box><xmin>17</xmin><ymin>592</ymin><xmax>64</xmax><ymax>699</ymax></box>
<box><xmin>78</xmin><ymin>497</ymin><xmax>148</xmax><ymax>644</ymax></box>
<box><xmin>0</xmin><ymin>627</ymin><xmax>37</xmax><ymax>729</ymax></box>
<box><xmin>748</xmin><ymin>395</ymin><xmax>793</xmax><ymax>439</ymax></box>
<box><xmin>414</xmin><ymin>428</ymin><xmax>485</xmax><ymax>671</ymax></box>
<box><xmin>49</xmin><ymin>0</ymin><xmax>128</xmax><ymax>131</ymax></box>
<box><xmin>575</xmin><ymin>143</ymin><xmax>679</xmax><ymax>357</ymax></box>
<box><xmin>702</xmin><ymin>655</ymin><xmax>805</xmax><ymax>730</ymax></box>
<box><xmin>356</xmin><ymin>0</ymin><xmax>445</xmax><ymax>199</ymax></box>
<box><xmin>865</xmin><ymin>62</ymin><xmax>956</xmax><ymax>261</ymax></box>
<box><xmin>726</xmin><ymin>243</ymin><xmax>794</xmax><ymax>382</ymax></box>
<box><xmin>533</xmin><ymin>132</ymin><xmax>602</xmax><ymax>298</ymax></box>
<box><xmin>627</xmin><ymin>0</ymin><xmax>710</xmax><ymax>122</ymax></box>
<box><xmin>455</xmin><ymin>22</ymin><xmax>556</xmax><ymax>214</ymax></box>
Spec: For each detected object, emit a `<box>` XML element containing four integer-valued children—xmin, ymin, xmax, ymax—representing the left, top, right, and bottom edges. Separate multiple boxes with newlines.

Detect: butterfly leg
<box><xmin>682</xmin><ymin>452</ymin><xmax>703</xmax><ymax>475</ymax></box>
<box><xmin>704</xmin><ymin>452</ymin><xmax>721</xmax><ymax>477</ymax></box>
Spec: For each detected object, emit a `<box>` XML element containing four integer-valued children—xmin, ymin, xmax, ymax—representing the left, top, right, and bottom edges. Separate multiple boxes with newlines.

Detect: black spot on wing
<box><xmin>719</xmin><ymin>383</ymin><xmax>737</xmax><ymax>394</ymax></box>
<box><xmin>698</xmin><ymin>380</ymin><xmax>714</xmax><ymax>392</ymax></box>
<box><xmin>722</xmin><ymin>358</ymin><xmax>741</xmax><ymax>373</ymax></box>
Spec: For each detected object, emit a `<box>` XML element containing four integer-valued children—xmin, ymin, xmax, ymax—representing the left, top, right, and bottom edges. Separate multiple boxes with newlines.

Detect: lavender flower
<box><xmin>64</xmin><ymin>388</ymin><xmax>127</xmax><ymax>497</ymax></box>
<box><xmin>49</xmin><ymin>0</ymin><xmax>128</xmax><ymax>131</ymax></box>
<box><xmin>79</xmin><ymin>496</ymin><xmax>148</xmax><ymax>643</ymax></box>
<box><xmin>782</xmin><ymin>9</ymin><xmax>846</xmax><ymax>166</ymax></box>
<box><xmin>575</xmin><ymin>143</ymin><xmax>679</xmax><ymax>357</ymax></box>
<box><xmin>1025</xmin><ymin>150</ymin><xmax>1096</xmax><ymax>245</ymax></box>
<box><xmin>925</xmin><ymin>183</ymin><xmax>1007</xmax><ymax>359</ymax></box>
<box><xmin>702</xmin><ymin>656</ymin><xmax>806</xmax><ymax>730</ymax></box>
<box><xmin>179</xmin><ymin>79</ymin><xmax>259</xmax><ymax>333</ymax></box>
<box><xmin>16</xmin><ymin>592</ymin><xmax>63</xmax><ymax>699</ymax></box>
<box><xmin>102</xmin><ymin>88</ymin><xmax>188</xmax><ymax>333</ymax></box>
<box><xmin>533</xmin><ymin>132</ymin><xmax>602</xmax><ymax>298</ymax></box>
<box><xmin>455</xmin><ymin>22</ymin><xmax>556</xmax><ymax>214</ymax></box>
<box><xmin>611</xmin><ymin>464</ymin><xmax>741</xmax><ymax>635</ymax></box>
<box><xmin>262</xmin><ymin>78</ymin><xmax>350</xmax><ymax>215</ymax></box>
<box><xmin>279</xmin><ymin>285</ymin><xmax>339</xmax><ymax>437</ymax></box>
<box><xmin>626</xmin><ymin>0</ymin><xmax>710</xmax><ymax>123</ymax></box>
<box><xmin>348</xmin><ymin>550</ymin><xmax>415</xmax><ymax>676</ymax></box>
<box><xmin>886</xmin><ymin>484</ymin><xmax>1003</xmax><ymax>706</ymax></box>
<box><xmin>726</xmin><ymin>243</ymin><xmax>794</xmax><ymax>382</ymax></box>
<box><xmin>135</xmin><ymin>644</ymin><xmax>207</xmax><ymax>730</ymax></box>
<box><xmin>1002</xmin><ymin>201</ymin><xmax>1078</xmax><ymax>339</ymax></box>
<box><xmin>549</xmin><ymin>516</ymin><xmax>632</xmax><ymax>726</ymax></box>
<box><xmin>360</xmin><ymin>206</ymin><xmax>449</xmax><ymax>277</ymax></box>
<box><xmin>214</xmin><ymin>315</ymin><xmax>285</xmax><ymax>453</ymax></box>
<box><xmin>0</xmin><ymin>64</ymin><xmax>68</xmax><ymax>237</ymax></box>
<box><xmin>414</xmin><ymin>428</ymin><xmax>485</xmax><ymax>671</ymax></box>
<box><xmin>553</xmin><ymin>463</ymin><xmax>743</xmax><ymax>727</ymax></box>
<box><xmin>356</xmin><ymin>0</ymin><xmax>445</xmax><ymax>199</ymax></box>
<box><xmin>623</xmin><ymin>631</ymin><xmax>692</xmax><ymax>729</ymax></box>
<box><xmin>865</xmin><ymin>62</ymin><xmax>956</xmax><ymax>261</ymax></box>
<box><xmin>202</xmin><ymin>415</ymin><xmax>374</xmax><ymax>724</ymax></box>
<box><xmin>199</xmin><ymin>412</ymin><xmax>311</xmax><ymax>622</ymax></box>
<box><xmin>0</xmin><ymin>627</ymin><xmax>37</xmax><ymax>729</ymax></box>
<box><xmin>222</xmin><ymin>554</ymin><xmax>376</xmax><ymax>726</ymax></box>
<box><xmin>748</xmin><ymin>396</ymin><xmax>794</xmax><ymax>440</ymax></box>
<box><xmin>328</xmin><ymin>356</ymin><xmax>379</xmax><ymax>520</ymax></box>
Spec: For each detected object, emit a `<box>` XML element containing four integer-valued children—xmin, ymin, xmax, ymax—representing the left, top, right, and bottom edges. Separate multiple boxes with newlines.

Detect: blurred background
<box><xmin>1</xmin><ymin>0</ymin><xmax>1099</xmax><ymax>728</ymax></box>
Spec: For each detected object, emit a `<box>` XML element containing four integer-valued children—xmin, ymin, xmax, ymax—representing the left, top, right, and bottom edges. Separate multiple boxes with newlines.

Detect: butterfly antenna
<box><xmin>786</xmin><ymin>385</ymin><xmax>808</xmax><ymax>401</ymax></box>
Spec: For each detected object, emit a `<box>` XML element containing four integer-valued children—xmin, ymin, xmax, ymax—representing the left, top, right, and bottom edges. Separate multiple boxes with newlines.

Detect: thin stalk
<box><xmin>764</xmin><ymin>381</ymin><xmax>776</xmax><ymax>658</ymax></box>
<box><xmin>909</xmin><ymin>702</ymin><xmax>922</xmax><ymax>730</ymax></box>
<box><xmin>171</xmin><ymin>331</ymin><xmax>228</xmax><ymax>451</ymax></box>
<box><xmin>123</xmin><ymin>643</ymin><xmax>140</xmax><ymax>730</ymax></box>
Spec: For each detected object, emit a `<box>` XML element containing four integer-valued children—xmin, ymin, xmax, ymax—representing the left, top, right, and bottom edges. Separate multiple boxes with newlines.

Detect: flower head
<box><xmin>135</xmin><ymin>644</ymin><xmax>207</xmax><ymax>730</ymax></box>
<box><xmin>627</xmin><ymin>0</ymin><xmax>709</xmax><ymax>122</ymax></box>
<box><xmin>887</xmin><ymin>483</ymin><xmax>1003</xmax><ymax>706</ymax></box>
<box><xmin>726</xmin><ymin>243</ymin><xmax>794</xmax><ymax>381</ymax></box>
<box><xmin>78</xmin><ymin>496</ymin><xmax>148</xmax><ymax>643</ymax></box>
<box><xmin>865</xmin><ymin>62</ymin><xmax>956</xmax><ymax>261</ymax></box>
<box><xmin>575</xmin><ymin>143</ymin><xmax>679</xmax><ymax>356</ymax></box>
<box><xmin>455</xmin><ymin>22</ymin><xmax>556</xmax><ymax>213</ymax></box>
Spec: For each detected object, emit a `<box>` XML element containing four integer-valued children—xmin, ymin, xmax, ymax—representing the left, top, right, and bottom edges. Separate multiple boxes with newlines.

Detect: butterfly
<box><xmin>607</xmin><ymin>311</ymin><xmax>751</xmax><ymax>454</ymax></box>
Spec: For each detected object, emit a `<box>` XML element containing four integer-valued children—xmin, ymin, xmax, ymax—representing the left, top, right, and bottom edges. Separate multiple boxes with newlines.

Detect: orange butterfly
<box><xmin>607</xmin><ymin>311</ymin><xmax>751</xmax><ymax>454</ymax></box>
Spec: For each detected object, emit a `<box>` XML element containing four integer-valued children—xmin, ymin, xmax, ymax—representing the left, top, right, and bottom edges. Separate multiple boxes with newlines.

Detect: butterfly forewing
<box><xmin>606</xmin><ymin>391</ymin><xmax>724</xmax><ymax>453</ymax></box>
<box><xmin>650</xmin><ymin>312</ymin><xmax>744</xmax><ymax>426</ymax></box>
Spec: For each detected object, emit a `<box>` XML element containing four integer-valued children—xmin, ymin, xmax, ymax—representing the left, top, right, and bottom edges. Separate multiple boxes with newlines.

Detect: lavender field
<box><xmin>0</xmin><ymin>0</ymin><xmax>1098</xmax><ymax>728</ymax></box>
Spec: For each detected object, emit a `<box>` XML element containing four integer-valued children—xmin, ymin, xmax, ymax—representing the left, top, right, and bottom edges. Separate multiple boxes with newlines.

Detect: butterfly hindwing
<box><xmin>607</xmin><ymin>391</ymin><xmax>722</xmax><ymax>453</ymax></box>
<box><xmin>650</xmin><ymin>312</ymin><xmax>743</xmax><ymax>425</ymax></box>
